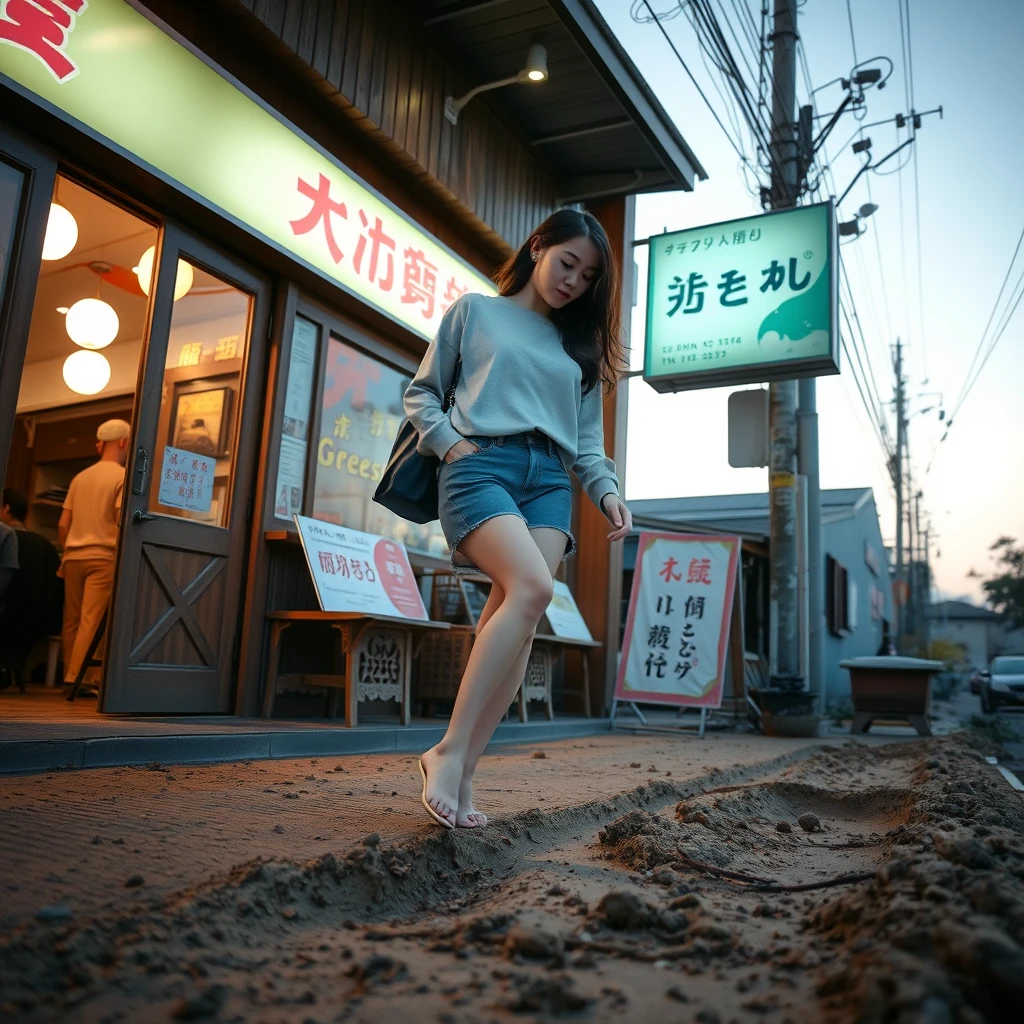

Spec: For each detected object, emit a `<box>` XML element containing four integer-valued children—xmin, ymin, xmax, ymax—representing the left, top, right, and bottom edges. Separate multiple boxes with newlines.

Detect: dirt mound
<box><xmin>598</xmin><ymin>808</ymin><xmax>734</xmax><ymax>870</ymax></box>
<box><xmin>806</xmin><ymin>738</ymin><xmax>1024</xmax><ymax>1023</ymax></box>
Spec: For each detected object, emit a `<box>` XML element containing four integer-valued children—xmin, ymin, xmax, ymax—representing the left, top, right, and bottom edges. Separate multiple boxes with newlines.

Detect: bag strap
<box><xmin>442</xmin><ymin>356</ymin><xmax>462</xmax><ymax>413</ymax></box>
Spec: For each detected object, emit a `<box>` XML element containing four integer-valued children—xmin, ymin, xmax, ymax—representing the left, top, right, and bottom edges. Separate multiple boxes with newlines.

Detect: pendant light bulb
<box><xmin>134</xmin><ymin>245</ymin><xmax>194</xmax><ymax>300</ymax></box>
<box><xmin>63</xmin><ymin>350</ymin><xmax>111</xmax><ymax>395</ymax></box>
<box><xmin>41</xmin><ymin>203</ymin><xmax>79</xmax><ymax>260</ymax></box>
<box><xmin>65</xmin><ymin>297</ymin><xmax>119</xmax><ymax>349</ymax></box>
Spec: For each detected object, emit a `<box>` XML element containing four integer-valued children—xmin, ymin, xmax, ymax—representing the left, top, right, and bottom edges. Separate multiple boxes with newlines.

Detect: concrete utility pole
<box><xmin>921</xmin><ymin>489</ymin><xmax>929</xmax><ymax>651</ymax></box>
<box><xmin>767</xmin><ymin>0</ymin><xmax>803</xmax><ymax>688</ymax></box>
<box><xmin>922</xmin><ymin>522</ymin><xmax>931</xmax><ymax>654</ymax></box>
<box><xmin>893</xmin><ymin>338</ymin><xmax>906</xmax><ymax>648</ymax></box>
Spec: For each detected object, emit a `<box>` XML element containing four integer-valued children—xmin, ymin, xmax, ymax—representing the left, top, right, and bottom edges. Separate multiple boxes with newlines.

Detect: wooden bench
<box><xmin>263</xmin><ymin>611</ymin><xmax>449</xmax><ymax>727</ymax></box>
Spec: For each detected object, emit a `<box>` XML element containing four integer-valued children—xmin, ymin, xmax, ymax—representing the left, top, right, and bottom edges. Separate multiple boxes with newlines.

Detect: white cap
<box><xmin>96</xmin><ymin>419</ymin><xmax>131</xmax><ymax>442</ymax></box>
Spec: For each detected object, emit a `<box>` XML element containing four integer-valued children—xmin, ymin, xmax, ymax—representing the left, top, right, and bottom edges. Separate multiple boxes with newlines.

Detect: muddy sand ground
<box><xmin>2</xmin><ymin>730</ymin><xmax>1023</xmax><ymax>1023</ymax></box>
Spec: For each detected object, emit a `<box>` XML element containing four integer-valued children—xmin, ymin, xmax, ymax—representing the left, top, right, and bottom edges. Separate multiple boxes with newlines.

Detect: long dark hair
<box><xmin>493</xmin><ymin>210</ymin><xmax>625</xmax><ymax>394</ymax></box>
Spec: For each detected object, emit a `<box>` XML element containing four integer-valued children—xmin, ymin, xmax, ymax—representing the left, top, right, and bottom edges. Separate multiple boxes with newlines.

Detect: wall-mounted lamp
<box><xmin>444</xmin><ymin>43</ymin><xmax>548</xmax><ymax>126</ymax></box>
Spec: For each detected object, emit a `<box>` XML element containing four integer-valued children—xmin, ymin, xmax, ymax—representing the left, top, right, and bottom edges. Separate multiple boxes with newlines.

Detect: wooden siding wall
<box><xmin>230</xmin><ymin>0</ymin><xmax>559</xmax><ymax>256</ymax></box>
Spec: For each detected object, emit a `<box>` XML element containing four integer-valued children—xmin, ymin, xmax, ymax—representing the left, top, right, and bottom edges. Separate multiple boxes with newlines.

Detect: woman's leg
<box><xmin>456</xmin><ymin>528</ymin><xmax>566</xmax><ymax>826</ymax></box>
<box><xmin>420</xmin><ymin>515</ymin><xmax>555</xmax><ymax>826</ymax></box>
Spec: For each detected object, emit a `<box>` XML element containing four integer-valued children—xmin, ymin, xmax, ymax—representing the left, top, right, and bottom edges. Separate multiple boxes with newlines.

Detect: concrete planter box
<box><xmin>839</xmin><ymin>656</ymin><xmax>943</xmax><ymax>737</ymax></box>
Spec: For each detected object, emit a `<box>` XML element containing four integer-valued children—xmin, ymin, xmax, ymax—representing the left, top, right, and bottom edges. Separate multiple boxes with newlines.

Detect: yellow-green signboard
<box><xmin>0</xmin><ymin>0</ymin><xmax>494</xmax><ymax>340</ymax></box>
<box><xmin>644</xmin><ymin>202</ymin><xmax>839</xmax><ymax>391</ymax></box>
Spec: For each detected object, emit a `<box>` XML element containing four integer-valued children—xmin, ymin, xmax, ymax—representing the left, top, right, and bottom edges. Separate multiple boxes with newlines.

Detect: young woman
<box><xmin>403</xmin><ymin>209</ymin><xmax>633</xmax><ymax>829</ymax></box>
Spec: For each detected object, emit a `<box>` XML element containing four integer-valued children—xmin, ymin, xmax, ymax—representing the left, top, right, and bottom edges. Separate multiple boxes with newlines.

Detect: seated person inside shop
<box><xmin>0</xmin><ymin>488</ymin><xmax>63</xmax><ymax>687</ymax></box>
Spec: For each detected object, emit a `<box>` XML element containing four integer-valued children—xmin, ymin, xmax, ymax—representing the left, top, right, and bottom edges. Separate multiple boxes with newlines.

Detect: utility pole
<box><xmin>767</xmin><ymin>0</ymin><xmax>803</xmax><ymax>688</ymax></box>
<box><xmin>893</xmin><ymin>338</ymin><xmax>906</xmax><ymax>650</ymax></box>
<box><xmin>914</xmin><ymin>490</ymin><xmax>925</xmax><ymax>653</ymax></box>
<box><xmin>922</xmin><ymin>521</ymin><xmax>931</xmax><ymax>654</ymax></box>
<box><xmin>906</xmin><ymin>463</ymin><xmax>916</xmax><ymax>641</ymax></box>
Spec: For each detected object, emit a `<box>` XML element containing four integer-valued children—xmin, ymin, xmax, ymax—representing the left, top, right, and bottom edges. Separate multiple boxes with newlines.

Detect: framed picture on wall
<box><xmin>170</xmin><ymin>385</ymin><xmax>232</xmax><ymax>458</ymax></box>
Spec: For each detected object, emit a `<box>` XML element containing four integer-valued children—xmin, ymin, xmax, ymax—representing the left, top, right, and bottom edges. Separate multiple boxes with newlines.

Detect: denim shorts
<box><xmin>437</xmin><ymin>430</ymin><xmax>576</xmax><ymax>576</ymax></box>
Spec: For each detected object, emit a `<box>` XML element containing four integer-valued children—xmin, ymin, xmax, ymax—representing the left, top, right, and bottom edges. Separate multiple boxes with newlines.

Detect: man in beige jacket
<box><xmin>59</xmin><ymin>419</ymin><xmax>130</xmax><ymax>694</ymax></box>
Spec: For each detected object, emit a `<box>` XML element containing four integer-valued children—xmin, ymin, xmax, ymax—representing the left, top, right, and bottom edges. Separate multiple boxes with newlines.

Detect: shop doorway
<box><xmin>105</xmin><ymin>227</ymin><xmax>270</xmax><ymax>713</ymax></box>
<box><xmin>1</xmin><ymin>154</ymin><xmax>270</xmax><ymax>714</ymax></box>
<box><xmin>1</xmin><ymin>168</ymin><xmax>156</xmax><ymax>711</ymax></box>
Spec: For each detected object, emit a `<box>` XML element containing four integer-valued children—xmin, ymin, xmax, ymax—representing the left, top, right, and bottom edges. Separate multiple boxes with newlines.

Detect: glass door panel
<box><xmin>151</xmin><ymin>262</ymin><xmax>252</xmax><ymax>527</ymax></box>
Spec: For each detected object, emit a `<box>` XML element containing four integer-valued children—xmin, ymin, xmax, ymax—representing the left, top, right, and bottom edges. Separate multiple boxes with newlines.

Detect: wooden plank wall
<box><xmin>231</xmin><ymin>0</ymin><xmax>559</xmax><ymax>255</ymax></box>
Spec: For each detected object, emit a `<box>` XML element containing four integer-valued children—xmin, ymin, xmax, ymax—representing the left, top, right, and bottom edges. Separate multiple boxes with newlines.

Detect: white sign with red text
<box><xmin>615</xmin><ymin>533</ymin><xmax>741</xmax><ymax>709</ymax></box>
<box><xmin>293</xmin><ymin>515</ymin><xmax>427</xmax><ymax>620</ymax></box>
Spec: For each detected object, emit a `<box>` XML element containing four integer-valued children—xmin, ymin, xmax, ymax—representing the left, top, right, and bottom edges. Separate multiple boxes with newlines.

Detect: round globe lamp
<box><xmin>134</xmin><ymin>246</ymin><xmax>194</xmax><ymax>300</ymax></box>
<box><xmin>62</xmin><ymin>350</ymin><xmax>111</xmax><ymax>395</ymax></box>
<box><xmin>41</xmin><ymin>203</ymin><xmax>78</xmax><ymax>261</ymax></box>
<box><xmin>65</xmin><ymin>297</ymin><xmax>119</xmax><ymax>349</ymax></box>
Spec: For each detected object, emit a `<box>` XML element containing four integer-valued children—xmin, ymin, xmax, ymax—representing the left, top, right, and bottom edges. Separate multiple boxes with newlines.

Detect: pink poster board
<box><xmin>614</xmin><ymin>532</ymin><xmax>741</xmax><ymax>709</ymax></box>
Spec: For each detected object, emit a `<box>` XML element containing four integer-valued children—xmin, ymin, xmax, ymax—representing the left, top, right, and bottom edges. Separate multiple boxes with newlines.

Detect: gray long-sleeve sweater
<box><xmin>403</xmin><ymin>293</ymin><xmax>619</xmax><ymax>510</ymax></box>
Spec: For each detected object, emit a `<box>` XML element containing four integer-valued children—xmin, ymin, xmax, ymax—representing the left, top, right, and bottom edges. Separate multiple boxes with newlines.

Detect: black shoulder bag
<box><xmin>372</xmin><ymin>358</ymin><xmax>461</xmax><ymax>524</ymax></box>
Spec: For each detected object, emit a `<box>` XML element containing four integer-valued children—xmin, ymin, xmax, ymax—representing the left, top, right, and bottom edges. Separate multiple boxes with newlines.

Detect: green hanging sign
<box><xmin>644</xmin><ymin>202</ymin><xmax>839</xmax><ymax>391</ymax></box>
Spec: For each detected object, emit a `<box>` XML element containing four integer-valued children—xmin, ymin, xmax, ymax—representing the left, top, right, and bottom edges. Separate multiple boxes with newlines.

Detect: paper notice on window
<box><xmin>158</xmin><ymin>446</ymin><xmax>214</xmax><ymax>513</ymax></box>
<box><xmin>273</xmin><ymin>317</ymin><xmax>318</xmax><ymax>519</ymax></box>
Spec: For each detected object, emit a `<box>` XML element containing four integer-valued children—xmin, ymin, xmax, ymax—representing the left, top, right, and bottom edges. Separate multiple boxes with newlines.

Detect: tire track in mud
<box><xmin>4</xmin><ymin>735</ymin><xmax>1024</xmax><ymax>1023</ymax></box>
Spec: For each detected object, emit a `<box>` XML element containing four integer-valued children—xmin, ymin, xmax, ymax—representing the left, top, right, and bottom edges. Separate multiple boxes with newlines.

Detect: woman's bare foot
<box><xmin>419</xmin><ymin>745</ymin><xmax>463</xmax><ymax>828</ymax></box>
<box><xmin>456</xmin><ymin>775</ymin><xmax>487</xmax><ymax>828</ymax></box>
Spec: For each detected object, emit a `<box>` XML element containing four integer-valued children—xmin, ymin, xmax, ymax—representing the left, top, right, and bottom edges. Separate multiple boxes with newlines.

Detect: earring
<box><xmin>531</xmin><ymin>252</ymin><xmax>538</xmax><ymax>263</ymax></box>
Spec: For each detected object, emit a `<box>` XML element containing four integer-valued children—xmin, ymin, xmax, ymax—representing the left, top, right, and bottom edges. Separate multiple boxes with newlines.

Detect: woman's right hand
<box><xmin>444</xmin><ymin>439</ymin><xmax>480</xmax><ymax>463</ymax></box>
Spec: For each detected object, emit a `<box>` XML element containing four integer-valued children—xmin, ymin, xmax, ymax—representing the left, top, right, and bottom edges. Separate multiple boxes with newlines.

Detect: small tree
<box><xmin>926</xmin><ymin>638</ymin><xmax>968</xmax><ymax>672</ymax></box>
<box><xmin>979</xmin><ymin>537</ymin><xmax>1024</xmax><ymax>629</ymax></box>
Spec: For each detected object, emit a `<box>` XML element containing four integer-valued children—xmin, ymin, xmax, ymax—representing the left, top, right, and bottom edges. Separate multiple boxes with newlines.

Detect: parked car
<box><xmin>969</xmin><ymin>669</ymin><xmax>984</xmax><ymax>695</ymax></box>
<box><xmin>979</xmin><ymin>656</ymin><xmax>1024</xmax><ymax>712</ymax></box>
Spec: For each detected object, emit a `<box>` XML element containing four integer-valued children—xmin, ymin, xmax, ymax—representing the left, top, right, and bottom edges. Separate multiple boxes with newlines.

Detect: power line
<box><xmin>840</xmin><ymin>258</ymin><xmax>889</xmax><ymax>433</ymax></box>
<box><xmin>845</xmin><ymin>0</ymin><xmax>859</xmax><ymax>66</ymax></box>
<box><xmin>637</xmin><ymin>0</ymin><xmax>753</xmax><ymax>165</ymax></box>
<box><xmin>949</xmin><ymin>225</ymin><xmax>1024</xmax><ymax>418</ymax></box>
<box><xmin>912</xmin><ymin>135</ymin><xmax>926</xmax><ymax>380</ymax></box>
<box><xmin>953</xmin><ymin>263</ymin><xmax>1024</xmax><ymax>419</ymax></box>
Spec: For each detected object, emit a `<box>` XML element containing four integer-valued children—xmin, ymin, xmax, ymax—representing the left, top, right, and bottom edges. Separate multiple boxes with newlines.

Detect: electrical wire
<box><xmin>948</xmin><ymin>228</ymin><xmax>1024</xmax><ymax>422</ymax></box>
<box><xmin>840</xmin><ymin>259</ymin><xmax>890</xmax><ymax>434</ymax></box>
<box><xmin>846</xmin><ymin>0</ymin><xmax>859</xmax><ymax>67</ymax></box>
<box><xmin>637</xmin><ymin>0</ymin><xmax>754</xmax><ymax>166</ymax></box>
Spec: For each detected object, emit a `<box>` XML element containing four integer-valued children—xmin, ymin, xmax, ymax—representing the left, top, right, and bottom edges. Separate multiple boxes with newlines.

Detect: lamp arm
<box><xmin>446</xmin><ymin>75</ymin><xmax>520</xmax><ymax>123</ymax></box>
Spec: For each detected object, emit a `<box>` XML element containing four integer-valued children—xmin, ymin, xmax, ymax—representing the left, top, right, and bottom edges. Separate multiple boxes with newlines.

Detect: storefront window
<box><xmin>312</xmin><ymin>335</ymin><xmax>448</xmax><ymax>558</ymax></box>
<box><xmin>153</xmin><ymin>263</ymin><xmax>251</xmax><ymax>527</ymax></box>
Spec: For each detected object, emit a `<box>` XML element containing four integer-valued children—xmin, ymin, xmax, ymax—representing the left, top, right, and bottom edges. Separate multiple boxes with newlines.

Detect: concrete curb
<box><xmin>0</xmin><ymin>718</ymin><xmax>608</xmax><ymax>775</ymax></box>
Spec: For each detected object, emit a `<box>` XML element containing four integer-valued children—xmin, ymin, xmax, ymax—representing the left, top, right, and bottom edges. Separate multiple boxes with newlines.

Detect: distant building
<box><xmin>927</xmin><ymin>600</ymin><xmax>1024</xmax><ymax>668</ymax></box>
<box><xmin>623</xmin><ymin>487</ymin><xmax>892</xmax><ymax>709</ymax></box>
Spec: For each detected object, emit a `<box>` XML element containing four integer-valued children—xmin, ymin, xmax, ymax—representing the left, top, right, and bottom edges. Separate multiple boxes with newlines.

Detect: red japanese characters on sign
<box><xmin>0</xmin><ymin>0</ymin><xmax>87</xmax><ymax>83</ymax></box>
<box><xmin>315</xmin><ymin>551</ymin><xmax>378</xmax><ymax>583</ymax></box>
<box><xmin>288</xmin><ymin>173</ymin><xmax>475</xmax><ymax>324</ymax></box>
<box><xmin>687</xmin><ymin>558</ymin><xmax>712</xmax><ymax>584</ymax></box>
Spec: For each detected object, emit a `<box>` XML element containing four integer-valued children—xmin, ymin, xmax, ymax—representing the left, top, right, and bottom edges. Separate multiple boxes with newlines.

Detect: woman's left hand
<box><xmin>600</xmin><ymin>494</ymin><xmax>633</xmax><ymax>542</ymax></box>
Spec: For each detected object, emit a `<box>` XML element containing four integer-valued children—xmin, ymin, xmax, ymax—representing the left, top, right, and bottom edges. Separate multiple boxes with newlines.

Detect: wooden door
<box><xmin>0</xmin><ymin>123</ymin><xmax>56</xmax><ymax>485</ymax></box>
<box><xmin>102</xmin><ymin>225</ymin><xmax>270</xmax><ymax>712</ymax></box>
